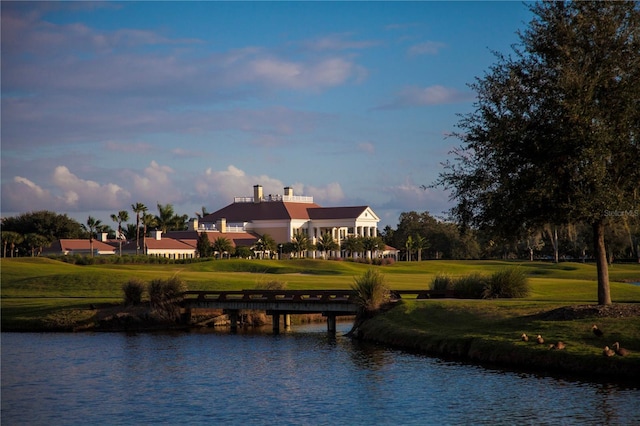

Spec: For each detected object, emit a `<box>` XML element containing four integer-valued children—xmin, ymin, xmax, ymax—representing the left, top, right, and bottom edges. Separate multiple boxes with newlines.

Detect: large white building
<box><xmin>196</xmin><ymin>185</ymin><xmax>380</xmax><ymax>248</ymax></box>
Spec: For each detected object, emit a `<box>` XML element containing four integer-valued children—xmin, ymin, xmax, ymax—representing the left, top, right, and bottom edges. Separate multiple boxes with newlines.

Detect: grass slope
<box><xmin>2</xmin><ymin>257</ymin><xmax>640</xmax><ymax>380</ymax></box>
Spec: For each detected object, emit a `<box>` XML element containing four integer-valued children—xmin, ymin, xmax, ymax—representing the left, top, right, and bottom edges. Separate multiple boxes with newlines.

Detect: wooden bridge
<box><xmin>182</xmin><ymin>289</ymin><xmax>454</xmax><ymax>334</ymax></box>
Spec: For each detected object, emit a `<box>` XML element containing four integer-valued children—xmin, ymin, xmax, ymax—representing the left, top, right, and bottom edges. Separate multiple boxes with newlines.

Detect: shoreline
<box><xmin>351</xmin><ymin>301</ymin><xmax>640</xmax><ymax>383</ymax></box>
<box><xmin>3</xmin><ymin>299</ymin><xmax>640</xmax><ymax>385</ymax></box>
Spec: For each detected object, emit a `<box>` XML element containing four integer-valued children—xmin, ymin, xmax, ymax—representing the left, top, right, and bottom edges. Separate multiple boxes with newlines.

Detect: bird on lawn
<box><xmin>536</xmin><ymin>334</ymin><xmax>544</xmax><ymax>344</ymax></box>
<box><xmin>603</xmin><ymin>346</ymin><xmax>615</xmax><ymax>357</ymax></box>
<box><xmin>612</xmin><ymin>342</ymin><xmax>629</xmax><ymax>357</ymax></box>
<box><xmin>521</xmin><ymin>333</ymin><xmax>529</xmax><ymax>342</ymax></box>
<box><xmin>549</xmin><ymin>341</ymin><xmax>566</xmax><ymax>350</ymax></box>
<box><xmin>592</xmin><ymin>324</ymin><xmax>604</xmax><ymax>337</ymax></box>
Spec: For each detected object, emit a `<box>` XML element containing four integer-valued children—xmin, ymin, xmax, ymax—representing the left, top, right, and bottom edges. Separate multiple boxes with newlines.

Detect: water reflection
<box><xmin>2</xmin><ymin>328</ymin><xmax>639</xmax><ymax>426</ymax></box>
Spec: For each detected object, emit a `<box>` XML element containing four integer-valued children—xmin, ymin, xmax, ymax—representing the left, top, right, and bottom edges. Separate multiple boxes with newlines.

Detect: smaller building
<box><xmin>43</xmin><ymin>239</ymin><xmax>116</xmax><ymax>256</ymax></box>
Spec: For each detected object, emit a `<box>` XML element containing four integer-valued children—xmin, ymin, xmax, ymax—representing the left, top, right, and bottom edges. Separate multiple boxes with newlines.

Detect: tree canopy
<box><xmin>437</xmin><ymin>1</ymin><xmax>640</xmax><ymax>304</ymax></box>
<box><xmin>1</xmin><ymin>210</ymin><xmax>84</xmax><ymax>241</ymax></box>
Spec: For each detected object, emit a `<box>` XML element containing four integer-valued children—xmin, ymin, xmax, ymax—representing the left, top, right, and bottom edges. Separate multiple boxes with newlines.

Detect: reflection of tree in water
<box><xmin>595</xmin><ymin>383</ymin><xmax>627</xmax><ymax>425</ymax></box>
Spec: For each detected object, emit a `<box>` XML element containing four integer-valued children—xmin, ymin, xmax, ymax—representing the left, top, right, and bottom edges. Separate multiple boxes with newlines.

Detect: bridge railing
<box><xmin>182</xmin><ymin>290</ymin><xmax>357</xmax><ymax>303</ymax></box>
<box><xmin>182</xmin><ymin>289</ymin><xmax>454</xmax><ymax>303</ymax></box>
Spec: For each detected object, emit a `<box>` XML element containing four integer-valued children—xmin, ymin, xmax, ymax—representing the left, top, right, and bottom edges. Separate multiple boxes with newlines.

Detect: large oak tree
<box><xmin>438</xmin><ymin>1</ymin><xmax>639</xmax><ymax>304</ymax></box>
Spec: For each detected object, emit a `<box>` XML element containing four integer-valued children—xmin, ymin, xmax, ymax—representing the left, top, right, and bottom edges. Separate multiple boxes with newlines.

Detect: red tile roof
<box><xmin>44</xmin><ymin>239</ymin><xmax>116</xmax><ymax>254</ymax></box>
<box><xmin>145</xmin><ymin>237</ymin><xmax>195</xmax><ymax>251</ymax></box>
<box><xmin>165</xmin><ymin>230</ymin><xmax>259</xmax><ymax>247</ymax></box>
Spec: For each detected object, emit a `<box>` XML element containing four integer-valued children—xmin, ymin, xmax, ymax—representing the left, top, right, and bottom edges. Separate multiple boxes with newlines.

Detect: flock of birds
<box><xmin>519</xmin><ymin>324</ymin><xmax>630</xmax><ymax>357</ymax></box>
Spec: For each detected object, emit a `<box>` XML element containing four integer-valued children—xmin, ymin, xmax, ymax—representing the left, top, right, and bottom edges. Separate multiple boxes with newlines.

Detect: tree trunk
<box><xmin>553</xmin><ymin>227</ymin><xmax>559</xmax><ymax>264</ymax></box>
<box><xmin>593</xmin><ymin>220</ymin><xmax>611</xmax><ymax>305</ymax></box>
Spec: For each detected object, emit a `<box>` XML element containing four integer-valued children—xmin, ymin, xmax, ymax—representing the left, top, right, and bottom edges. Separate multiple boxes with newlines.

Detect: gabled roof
<box><xmin>202</xmin><ymin>201</ymin><xmax>322</xmax><ymax>223</ymax></box>
<box><xmin>307</xmin><ymin>206</ymin><xmax>370</xmax><ymax>220</ymax></box>
<box><xmin>166</xmin><ymin>230</ymin><xmax>260</xmax><ymax>248</ymax></box>
<box><xmin>44</xmin><ymin>239</ymin><xmax>116</xmax><ymax>253</ymax></box>
<box><xmin>145</xmin><ymin>237</ymin><xmax>195</xmax><ymax>251</ymax></box>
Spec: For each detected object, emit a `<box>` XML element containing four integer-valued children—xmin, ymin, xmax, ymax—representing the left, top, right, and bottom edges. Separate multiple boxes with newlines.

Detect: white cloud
<box><xmin>241</xmin><ymin>56</ymin><xmax>364</xmax><ymax>91</ymax></box>
<box><xmin>51</xmin><ymin>166</ymin><xmax>130</xmax><ymax>209</ymax></box>
<box><xmin>194</xmin><ymin>166</ymin><xmax>346</xmax><ymax>208</ymax></box>
<box><xmin>302</xmin><ymin>182</ymin><xmax>346</xmax><ymax>205</ymax></box>
<box><xmin>377</xmin><ymin>177</ymin><xmax>453</xmax><ymax>218</ymax></box>
<box><xmin>1</xmin><ymin>167</ymin><xmax>132</xmax><ymax>213</ymax></box>
<box><xmin>407</xmin><ymin>41</ymin><xmax>446</xmax><ymax>56</ymax></box>
<box><xmin>377</xmin><ymin>85</ymin><xmax>473</xmax><ymax>109</ymax></box>
<box><xmin>357</xmin><ymin>142</ymin><xmax>375</xmax><ymax>154</ymax></box>
<box><xmin>300</xmin><ymin>33</ymin><xmax>381</xmax><ymax>51</ymax></box>
<box><xmin>1</xmin><ymin>176</ymin><xmax>57</xmax><ymax>212</ymax></box>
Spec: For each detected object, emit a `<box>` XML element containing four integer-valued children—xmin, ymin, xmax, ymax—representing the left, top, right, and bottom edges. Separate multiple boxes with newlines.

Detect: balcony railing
<box><xmin>233</xmin><ymin>195</ymin><xmax>314</xmax><ymax>203</ymax></box>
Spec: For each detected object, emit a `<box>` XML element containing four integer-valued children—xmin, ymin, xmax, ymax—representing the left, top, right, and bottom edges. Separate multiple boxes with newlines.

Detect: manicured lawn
<box><xmin>2</xmin><ymin>257</ymin><xmax>639</xmax><ymax>333</ymax></box>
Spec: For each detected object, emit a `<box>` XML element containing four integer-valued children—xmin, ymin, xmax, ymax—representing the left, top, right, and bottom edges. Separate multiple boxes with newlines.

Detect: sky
<box><xmin>1</xmin><ymin>1</ymin><xmax>534</xmax><ymax>230</ymax></box>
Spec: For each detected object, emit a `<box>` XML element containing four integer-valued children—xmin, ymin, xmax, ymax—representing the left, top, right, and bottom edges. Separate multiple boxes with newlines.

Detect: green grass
<box><xmin>2</xmin><ymin>257</ymin><xmax>639</xmax><ymax>331</ymax></box>
<box><xmin>358</xmin><ymin>299</ymin><xmax>640</xmax><ymax>380</ymax></box>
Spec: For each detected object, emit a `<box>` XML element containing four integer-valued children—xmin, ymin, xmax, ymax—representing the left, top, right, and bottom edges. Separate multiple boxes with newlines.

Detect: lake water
<box><xmin>2</xmin><ymin>323</ymin><xmax>639</xmax><ymax>425</ymax></box>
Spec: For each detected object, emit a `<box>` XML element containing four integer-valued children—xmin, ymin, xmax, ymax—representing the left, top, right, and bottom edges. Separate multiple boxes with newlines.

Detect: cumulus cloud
<box><xmin>122</xmin><ymin>161</ymin><xmax>185</xmax><ymax>205</ymax></box>
<box><xmin>301</xmin><ymin>182</ymin><xmax>345</xmax><ymax>205</ymax></box>
<box><xmin>1</xmin><ymin>166</ymin><xmax>131</xmax><ymax>213</ymax></box>
<box><xmin>194</xmin><ymin>165</ymin><xmax>346</xmax><ymax>208</ymax></box>
<box><xmin>51</xmin><ymin>166</ymin><xmax>130</xmax><ymax>209</ymax></box>
<box><xmin>1</xmin><ymin>177</ymin><xmax>56</xmax><ymax>212</ymax></box>
<box><xmin>377</xmin><ymin>85</ymin><xmax>473</xmax><ymax>109</ymax></box>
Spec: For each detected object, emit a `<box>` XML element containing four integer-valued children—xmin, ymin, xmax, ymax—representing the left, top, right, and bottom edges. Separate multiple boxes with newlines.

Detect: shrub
<box><xmin>148</xmin><ymin>276</ymin><xmax>187</xmax><ymax>321</ymax></box>
<box><xmin>453</xmin><ymin>273</ymin><xmax>487</xmax><ymax>299</ymax></box>
<box><xmin>351</xmin><ymin>269</ymin><xmax>390</xmax><ymax>314</ymax></box>
<box><xmin>122</xmin><ymin>279</ymin><xmax>145</xmax><ymax>306</ymax></box>
<box><xmin>431</xmin><ymin>273</ymin><xmax>454</xmax><ymax>291</ymax></box>
<box><xmin>254</xmin><ymin>279</ymin><xmax>287</xmax><ymax>290</ymax></box>
<box><xmin>484</xmin><ymin>267</ymin><xmax>530</xmax><ymax>299</ymax></box>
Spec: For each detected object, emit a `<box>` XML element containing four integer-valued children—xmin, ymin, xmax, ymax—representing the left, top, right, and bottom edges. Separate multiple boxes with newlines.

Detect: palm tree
<box><xmin>195</xmin><ymin>206</ymin><xmax>210</xmax><ymax>219</ymax></box>
<box><xmin>342</xmin><ymin>235</ymin><xmax>363</xmax><ymax>259</ymax></box>
<box><xmin>316</xmin><ymin>232</ymin><xmax>338</xmax><ymax>259</ymax></box>
<box><xmin>24</xmin><ymin>233</ymin><xmax>49</xmax><ymax>257</ymax></box>
<box><xmin>413</xmin><ymin>234</ymin><xmax>428</xmax><ymax>261</ymax></box>
<box><xmin>82</xmin><ymin>216</ymin><xmax>102</xmax><ymax>257</ymax></box>
<box><xmin>260</xmin><ymin>233</ymin><xmax>277</xmax><ymax>258</ymax></box>
<box><xmin>110</xmin><ymin>210</ymin><xmax>129</xmax><ymax>256</ymax></box>
<box><xmin>291</xmin><ymin>229</ymin><xmax>311</xmax><ymax>258</ymax></box>
<box><xmin>131</xmin><ymin>202</ymin><xmax>147</xmax><ymax>255</ymax></box>
<box><xmin>405</xmin><ymin>235</ymin><xmax>414</xmax><ymax>261</ymax></box>
<box><xmin>155</xmin><ymin>203</ymin><xmax>188</xmax><ymax>232</ymax></box>
<box><xmin>362</xmin><ymin>236</ymin><xmax>384</xmax><ymax>260</ymax></box>
<box><xmin>142</xmin><ymin>213</ymin><xmax>157</xmax><ymax>255</ymax></box>
<box><xmin>212</xmin><ymin>237</ymin><xmax>234</xmax><ymax>259</ymax></box>
<box><xmin>2</xmin><ymin>231</ymin><xmax>23</xmax><ymax>257</ymax></box>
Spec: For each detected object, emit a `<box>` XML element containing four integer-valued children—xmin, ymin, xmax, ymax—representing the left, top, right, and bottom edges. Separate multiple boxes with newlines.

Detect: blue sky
<box><xmin>1</xmin><ymin>1</ymin><xmax>533</xmax><ymax>230</ymax></box>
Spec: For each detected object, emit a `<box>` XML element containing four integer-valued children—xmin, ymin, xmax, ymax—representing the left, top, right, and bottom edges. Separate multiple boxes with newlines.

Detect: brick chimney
<box><xmin>284</xmin><ymin>186</ymin><xmax>293</xmax><ymax>197</ymax></box>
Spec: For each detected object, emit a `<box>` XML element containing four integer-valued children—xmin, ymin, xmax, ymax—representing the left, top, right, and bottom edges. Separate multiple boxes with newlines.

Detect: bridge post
<box><xmin>228</xmin><ymin>310</ymin><xmax>239</xmax><ymax>333</ymax></box>
<box><xmin>284</xmin><ymin>314</ymin><xmax>291</xmax><ymax>330</ymax></box>
<box><xmin>272</xmin><ymin>313</ymin><xmax>280</xmax><ymax>334</ymax></box>
<box><xmin>181</xmin><ymin>307</ymin><xmax>192</xmax><ymax>324</ymax></box>
<box><xmin>326</xmin><ymin>314</ymin><xmax>336</xmax><ymax>333</ymax></box>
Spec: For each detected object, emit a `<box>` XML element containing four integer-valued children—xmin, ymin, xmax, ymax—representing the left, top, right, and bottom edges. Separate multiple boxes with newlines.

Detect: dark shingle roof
<box><xmin>307</xmin><ymin>206</ymin><xmax>369</xmax><ymax>220</ymax></box>
<box><xmin>202</xmin><ymin>201</ymin><xmax>322</xmax><ymax>222</ymax></box>
<box><xmin>202</xmin><ymin>201</ymin><xmax>374</xmax><ymax>223</ymax></box>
